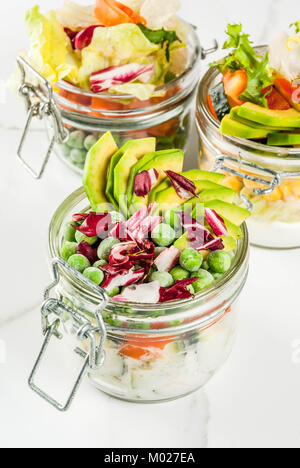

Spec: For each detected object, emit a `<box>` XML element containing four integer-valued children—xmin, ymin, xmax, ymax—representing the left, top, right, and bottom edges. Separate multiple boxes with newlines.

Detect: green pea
<box><xmin>170</xmin><ymin>266</ymin><xmax>190</xmax><ymax>282</ymax></box>
<box><xmin>61</xmin><ymin>242</ymin><xmax>77</xmax><ymax>261</ymax></box>
<box><xmin>84</xmin><ymin>134</ymin><xmax>98</xmax><ymax>151</ymax></box>
<box><xmin>107</xmin><ymin>287</ymin><xmax>120</xmax><ymax>298</ymax></box>
<box><xmin>59</xmin><ymin>144</ymin><xmax>71</xmax><ymax>159</ymax></box>
<box><xmin>75</xmin><ymin>230</ymin><xmax>98</xmax><ymax>246</ymax></box>
<box><xmin>164</xmin><ymin>209</ymin><xmax>181</xmax><ymax>230</ymax></box>
<box><xmin>98</xmin><ymin>237</ymin><xmax>120</xmax><ymax>261</ymax></box>
<box><xmin>179</xmin><ymin>249</ymin><xmax>203</xmax><ymax>272</ymax></box>
<box><xmin>70</xmin><ymin>149</ymin><xmax>86</xmax><ymax>164</ymax></box>
<box><xmin>202</xmin><ymin>260</ymin><xmax>209</xmax><ymax>271</ymax></box>
<box><xmin>83</xmin><ymin>267</ymin><xmax>104</xmax><ymax>285</ymax></box>
<box><xmin>212</xmin><ymin>272</ymin><xmax>223</xmax><ymax>281</ymax></box>
<box><xmin>63</xmin><ymin>222</ymin><xmax>76</xmax><ymax>242</ymax></box>
<box><xmin>93</xmin><ymin>259</ymin><xmax>108</xmax><ymax>268</ymax></box>
<box><xmin>67</xmin><ymin>130</ymin><xmax>85</xmax><ymax>149</ymax></box>
<box><xmin>193</xmin><ymin>269</ymin><xmax>215</xmax><ymax>293</ymax></box>
<box><xmin>68</xmin><ymin>254</ymin><xmax>90</xmax><ymax>273</ymax></box>
<box><xmin>208</xmin><ymin>251</ymin><xmax>232</xmax><ymax>274</ymax></box>
<box><xmin>151</xmin><ymin>223</ymin><xmax>176</xmax><ymax>247</ymax></box>
<box><xmin>110</xmin><ymin>211</ymin><xmax>125</xmax><ymax>224</ymax></box>
<box><xmin>150</xmin><ymin>271</ymin><xmax>174</xmax><ymax>288</ymax></box>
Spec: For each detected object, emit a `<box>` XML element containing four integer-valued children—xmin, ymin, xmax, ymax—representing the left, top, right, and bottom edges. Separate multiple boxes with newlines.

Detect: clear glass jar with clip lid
<box><xmin>28</xmin><ymin>187</ymin><xmax>249</xmax><ymax>411</ymax></box>
<box><xmin>16</xmin><ymin>25</ymin><xmax>218</xmax><ymax>179</ymax></box>
<box><xmin>196</xmin><ymin>46</ymin><xmax>300</xmax><ymax>250</ymax></box>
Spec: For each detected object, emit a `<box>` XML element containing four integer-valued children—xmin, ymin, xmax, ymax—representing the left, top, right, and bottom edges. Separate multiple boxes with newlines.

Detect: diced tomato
<box><xmin>262</xmin><ymin>86</ymin><xmax>291</xmax><ymax>110</ymax></box>
<box><xmin>208</xmin><ymin>94</ymin><xmax>218</xmax><ymax>120</ymax></box>
<box><xmin>222</xmin><ymin>69</ymin><xmax>248</xmax><ymax>107</ymax></box>
<box><xmin>274</xmin><ymin>77</ymin><xmax>300</xmax><ymax>111</ymax></box>
<box><xmin>94</xmin><ymin>0</ymin><xmax>146</xmax><ymax>27</ymax></box>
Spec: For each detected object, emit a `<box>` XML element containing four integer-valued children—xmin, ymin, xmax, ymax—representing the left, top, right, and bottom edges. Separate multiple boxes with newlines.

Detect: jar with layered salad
<box><xmin>16</xmin><ymin>0</ymin><xmax>218</xmax><ymax>179</ymax></box>
<box><xmin>29</xmin><ymin>187</ymin><xmax>249</xmax><ymax>411</ymax></box>
<box><xmin>196</xmin><ymin>64</ymin><xmax>300</xmax><ymax>250</ymax></box>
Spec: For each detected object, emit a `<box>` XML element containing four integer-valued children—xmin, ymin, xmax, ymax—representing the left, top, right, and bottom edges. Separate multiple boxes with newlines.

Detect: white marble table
<box><xmin>1</xmin><ymin>0</ymin><xmax>300</xmax><ymax>449</ymax></box>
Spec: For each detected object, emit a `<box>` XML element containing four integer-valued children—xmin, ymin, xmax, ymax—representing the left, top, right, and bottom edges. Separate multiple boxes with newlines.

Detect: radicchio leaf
<box><xmin>179</xmin><ymin>212</ymin><xmax>214</xmax><ymax>249</ymax></box>
<box><xmin>132</xmin><ymin>216</ymin><xmax>162</xmax><ymax>241</ymax></box>
<box><xmin>109</xmin><ymin>242</ymin><xmax>137</xmax><ymax>265</ymax></box>
<box><xmin>205</xmin><ymin>209</ymin><xmax>228</xmax><ymax>237</ymax></box>
<box><xmin>77</xmin><ymin>242</ymin><xmax>98</xmax><ymax>264</ymax></box>
<box><xmin>154</xmin><ymin>246</ymin><xmax>181</xmax><ymax>272</ymax></box>
<box><xmin>102</xmin><ymin>268</ymin><xmax>145</xmax><ymax>293</ymax></box>
<box><xmin>90</xmin><ymin>63</ymin><xmax>154</xmax><ymax>93</ymax></box>
<box><xmin>134</xmin><ymin>169</ymin><xmax>159</xmax><ymax>198</ymax></box>
<box><xmin>72</xmin><ymin>213</ymin><xmax>89</xmax><ymax>223</ymax></box>
<box><xmin>198</xmin><ymin>238</ymin><xmax>224</xmax><ymax>251</ymax></box>
<box><xmin>112</xmin><ymin>281</ymin><xmax>161</xmax><ymax>304</ymax></box>
<box><xmin>72</xmin><ymin>213</ymin><xmax>111</xmax><ymax>237</ymax></box>
<box><xmin>159</xmin><ymin>278</ymin><xmax>198</xmax><ymax>303</ymax></box>
<box><xmin>73</xmin><ymin>25</ymin><xmax>102</xmax><ymax>50</ymax></box>
<box><xmin>126</xmin><ymin>206</ymin><xmax>148</xmax><ymax>232</ymax></box>
<box><xmin>165</xmin><ymin>171</ymin><xmax>199</xmax><ymax>200</ymax></box>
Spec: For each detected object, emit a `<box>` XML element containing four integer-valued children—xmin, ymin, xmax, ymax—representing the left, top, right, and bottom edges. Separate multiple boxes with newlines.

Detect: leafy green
<box><xmin>138</xmin><ymin>24</ymin><xmax>181</xmax><ymax>61</ymax></box>
<box><xmin>210</xmin><ymin>23</ymin><xmax>273</xmax><ymax>107</ymax></box>
<box><xmin>290</xmin><ymin>21</ymin><xmax>300</xmax><ymax>34</ymax></box>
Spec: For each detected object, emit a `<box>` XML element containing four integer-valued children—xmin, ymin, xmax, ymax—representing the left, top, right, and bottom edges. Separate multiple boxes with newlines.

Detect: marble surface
<box><xmin>1</xmin><ymin>0</ymin><xmax>300</xmax><ymax>449</ymax></box>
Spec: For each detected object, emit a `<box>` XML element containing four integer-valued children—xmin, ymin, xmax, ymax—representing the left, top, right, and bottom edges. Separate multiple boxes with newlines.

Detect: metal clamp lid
<box><xmin>201</xmin><ymin>40</ymin><xmax>219</xmax><ymax>60</ymax></box>
<box><xmin>29</xmin><ymin>258</ymin><xmax>108</xmax><ymax>412</ymax></box>
<box><xmin>17</xmin><ymin>56</ymin><xmax>68</xmax><ymax>179</ymax></box>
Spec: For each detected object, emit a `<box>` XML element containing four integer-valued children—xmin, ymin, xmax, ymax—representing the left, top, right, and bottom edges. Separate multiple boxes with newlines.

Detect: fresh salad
<box><xmin>61</xmin><ymin>131</ymin><xmax>250</xmax><ymax>303</ymax></box>
<box><xmin>59</xmin><ymin>132</ymin><xmax>249</xmax><ymax>401</ymax></box>
<box><xmin>209</xmin><ymin>23</ymin><xmax>300</xmax><ymax>147</ymax></box>
<box><xmin>24</xmin><ymin>0</ymin><xmax>189</xmax><ymax>100</ymax></box>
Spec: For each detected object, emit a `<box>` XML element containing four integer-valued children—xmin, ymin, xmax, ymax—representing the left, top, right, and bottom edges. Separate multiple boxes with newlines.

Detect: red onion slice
<box><xmin>73</xmin><ymin>25</ymin><xmax>102</xmax><ymax>50</ymax></box>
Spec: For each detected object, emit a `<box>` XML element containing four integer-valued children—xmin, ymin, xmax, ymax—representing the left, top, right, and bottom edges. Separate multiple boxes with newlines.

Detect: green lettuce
<box><xmin>25</xmin><ymin>6</ymin><xmax>79</xmax><ymax>85</ymax></box>
<box><xmin>78</xmin><ymin>24</ymin><xmax>160</xmax><ymax>90</ymax></box>
<box><xmin>211</xmin><ymin>24</ymin><xmax>273</xmax><ymax>107</ymax></box>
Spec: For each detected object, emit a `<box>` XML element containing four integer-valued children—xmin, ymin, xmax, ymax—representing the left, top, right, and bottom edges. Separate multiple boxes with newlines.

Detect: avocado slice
<box><xmin>106</xmin><ymin>140</ymin><xmax>149</xmax><ymax>209</ymax></box>
<box><xmin>174</xmin><ymin>232</ymin><xmax>237</xmax><ymax>252</ymax></box>
<box><xmin>267</xmin><ymin>132</ymin><xmax>300</xmax><ymax>146</ymax></box>
<box><xmin>127</xmin><ymin>149</ymin><xmax>184</xmax><ymax>208</ymax></box>
<box><xmin>236</xmin><ymin>102</ymin><xmax>300</xmax><ymax>128</ymax></box>
<box><xmin>230</xmin><ymin>107</ymin><xmax>295</xmax><ymax>132</ymax></box>
<box><xmin>113</xmin><ymin>138</ymin><xmax>156</xmax><ymax>215</ymax></box>
<box><xmin>205</xmin><ymin>200</ymin><xmax>250</xmax><ymax>226</ymax></box>
<box><xmin>83</xmin><ymin>132</ymin><xmax>118</xmax><ymax>211</ymax></box>
<box><xmin>155</xmin><ymin>180</ymin><xmax>236</xmax><ymax>212</ymax></box>
<box><xmin>188</xmin><ymin>187</ymin><xmax>236</xmax><ymax>206</ymax></box>
<box><xmin>220</xmin><ymin>114</ymin><xmax>270</xmax><ymax>139</ymax></box>
<box><xmin>149</xmin><ymin>170</ymin><xmax>226</xmax><ymax>203</ymax></box>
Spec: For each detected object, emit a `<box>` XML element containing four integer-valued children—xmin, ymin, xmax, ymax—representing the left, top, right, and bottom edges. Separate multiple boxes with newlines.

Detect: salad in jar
<box><xmin>54</xmin><ymin>131</ymin><xmax>250</xmax><ymax>402</ymax></box>
<box><xmin>18</xmin><ymin>0</ymin><xmax>203</xmax><ymax>175</ymax></box>
<box><xmin>197</xmin><ymin>23</ymin><xmax>300</xmax><ymax>249</ymax></box>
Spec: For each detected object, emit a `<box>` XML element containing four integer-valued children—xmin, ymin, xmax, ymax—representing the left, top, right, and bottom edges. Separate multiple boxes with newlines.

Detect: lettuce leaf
<box><xmin>78</xmin><ymin>24</ymin><xmax>159</xmax><ymax>89</ymax></box>
<box><xmin>210</xmin><ymin>24</ymin><xmax>273</xmax><ymax>107</ymax></box>
<box><xmin>109</xmin><ymin>83</ymin><xmax>156</xmax><ymax>100</ymax></box>
<box><xmin>25</xmin><ymin>6</ymin><xmax>79</xmax><ymax>85</ymax></box>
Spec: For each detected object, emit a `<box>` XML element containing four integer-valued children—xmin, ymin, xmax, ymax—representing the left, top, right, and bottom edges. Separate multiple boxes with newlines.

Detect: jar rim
<box><xmin>48</xmin><ymin>187</ymin><xmax>249</xmax><ymax>330</ymax></box>
<box><xmin>196</xmin><ymin>45</ymin><xmax>300</xmax><ymax>164</ymax></box>
<box><xmin>55</xmin><ymin>22</ymin><xmax>202</xmax><ymax>115</ymax></box>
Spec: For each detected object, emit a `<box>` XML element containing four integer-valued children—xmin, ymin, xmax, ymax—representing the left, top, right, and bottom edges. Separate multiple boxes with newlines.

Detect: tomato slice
<box><xmin>262</xmin><ymin>86</ymin><xmax>291</xmax><ymax>110</ymax></box>
<box><xmin>222</xmin><ymin>69</ymin><xmax>247</xmax><ymax>107</ymax></box>
<box><xmin>95</xmin><ymin>0</ymin><xmax>146</xmax><ymax>27</ymax></box>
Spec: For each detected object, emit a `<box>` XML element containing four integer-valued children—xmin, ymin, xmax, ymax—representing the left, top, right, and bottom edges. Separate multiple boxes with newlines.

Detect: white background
<box><xmin>0</xmin><ymin>0</ymin><xmax>300</xmax><ymax>449</ymax></box>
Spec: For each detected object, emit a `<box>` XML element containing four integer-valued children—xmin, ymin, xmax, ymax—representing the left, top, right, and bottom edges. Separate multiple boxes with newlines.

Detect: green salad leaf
<box><xmin>138</xmin><ymin>24</ymin><xmax>181</xmax><ymax>61</ymax></box>
<box><xmin>210</xmin><ymin>23</ymin><xmax>273</xmax><ymax>107</ymax></box>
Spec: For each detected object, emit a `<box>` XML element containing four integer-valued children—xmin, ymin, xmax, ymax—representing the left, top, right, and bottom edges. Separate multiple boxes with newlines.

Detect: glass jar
<box><xmin>196</xmin><ymin>49</ymin><xmax>300</xmax><ymax>250</ymax></box>
<box><xmin>29</xmin><ymin>187</ymin><xmax>249</xmax><ymax>411</ymax></box>
<box><xmin>17</xmin><ymin>26</ymin><xmax>217</xmax><ymax>178</ymax></box>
